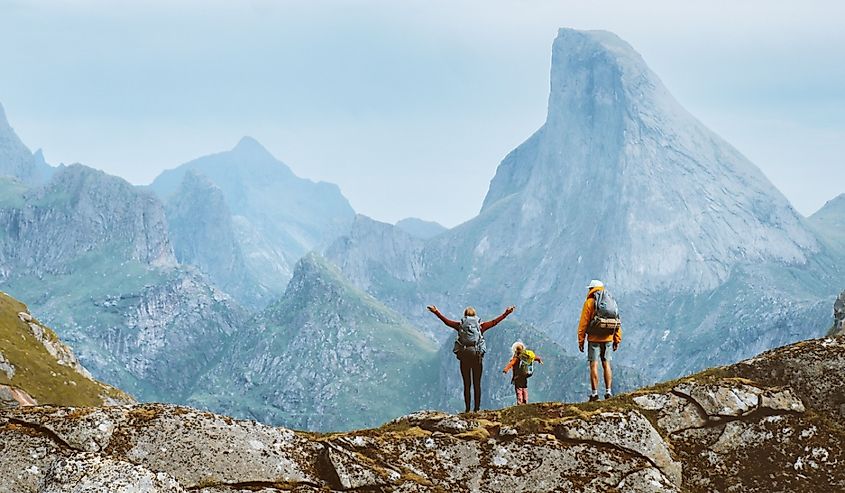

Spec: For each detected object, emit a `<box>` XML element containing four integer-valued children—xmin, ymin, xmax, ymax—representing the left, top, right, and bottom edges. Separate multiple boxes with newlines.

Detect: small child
<box><xmin>502</xmin><ymin>341</ymin><xmax>543</xmax><ymax>405</ymax></box>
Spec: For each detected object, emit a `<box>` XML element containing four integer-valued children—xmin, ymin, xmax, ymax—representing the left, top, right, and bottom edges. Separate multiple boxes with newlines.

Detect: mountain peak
<box><xmin>546</xmin><ymin>28</ymin><xmax>668</xmax><ymax>129</ymax></box>
<box><xmin>231</xmin><ymin>136</ymin><xmax>272</xmax><ymax>157</ymax></box>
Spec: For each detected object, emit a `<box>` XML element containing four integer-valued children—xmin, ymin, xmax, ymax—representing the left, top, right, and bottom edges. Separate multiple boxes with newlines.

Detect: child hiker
<box><xmin>502</xmin><ymin>341</ymin><xmax>543</xmax><ymax>405</ymax></box>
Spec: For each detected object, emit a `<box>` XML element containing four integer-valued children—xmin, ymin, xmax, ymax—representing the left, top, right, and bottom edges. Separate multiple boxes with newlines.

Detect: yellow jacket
<box><xmin>577</xmin><ymin>286</ymin><xmax>622</xmax><ymax>346</ymax></box>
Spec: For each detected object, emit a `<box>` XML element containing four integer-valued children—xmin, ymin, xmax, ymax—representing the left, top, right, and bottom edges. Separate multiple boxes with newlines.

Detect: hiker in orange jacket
<box><xmin>578</xmin><ymin>280</ymin><xmax>622</xmax><ymax>401</ymax></box>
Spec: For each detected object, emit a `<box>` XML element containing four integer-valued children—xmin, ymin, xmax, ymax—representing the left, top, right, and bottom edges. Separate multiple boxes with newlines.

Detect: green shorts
<box><xmin>587</xmin><ymin>342</ymin><xmax>612</xmax><ymax>362</ymax></box>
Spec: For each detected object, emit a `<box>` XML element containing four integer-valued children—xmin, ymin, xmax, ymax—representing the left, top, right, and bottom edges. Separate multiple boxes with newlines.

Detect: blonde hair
<box><xmin>464</xmin><ymin>306</ymin><xmax>477</xmax><ymax>317</ymax></box>
<box><xmin>511</xmin><ymin>341</ymin><xmax>525</xmax><ymax>358</ymax></box>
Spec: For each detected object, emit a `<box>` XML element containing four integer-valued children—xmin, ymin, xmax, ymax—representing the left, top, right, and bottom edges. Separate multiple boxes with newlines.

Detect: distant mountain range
<box><xmin>149</xmin><ymin>136</ymin><xmax>356</xmax><ymax>309</ymax></box>
<box><xmin>0</xmin><ymin>28</ymin><xmax>841</xmax><ymax>431</ymax></box>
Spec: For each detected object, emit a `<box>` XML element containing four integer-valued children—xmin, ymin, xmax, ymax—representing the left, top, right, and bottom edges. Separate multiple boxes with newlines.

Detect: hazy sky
<box><xmin>1</xmin><ymin>0</ymin><xmax>843</xmax><ymax>227</ymax></box>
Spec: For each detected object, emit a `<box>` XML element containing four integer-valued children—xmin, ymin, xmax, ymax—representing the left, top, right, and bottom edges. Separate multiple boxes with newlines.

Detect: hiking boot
<box><xmin>588</xmin><ymin>394</ymin><xmax>599</xmax><ymax>402</ymax></box>
<box><xmin>604</xmin><ymin>392</ymin><xmax>612</xmax><ymax>400</ymax></box>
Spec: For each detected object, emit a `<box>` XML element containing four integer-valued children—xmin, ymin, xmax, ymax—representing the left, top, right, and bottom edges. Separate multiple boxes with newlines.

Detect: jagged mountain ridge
<box><xmin>189</xmin><ymin>252</ymin><xmax>440</xmax><ymax>431</ymax></box>
<box><xmin>325</xmin><ymin>28</ymin><xmax>841</xmax><ymax>382</ymax></box>
<box><xmin>0</xmin><ymin>164</ymin><xmax>175</xmax><ymax>279</ymax></box>
<box><xmin>150</xmin><ymin>137</ymin><xmax>356</xmax><ymax>305</ymax></box>
<box><xmin>0</xmin><ymin>161</ymin><xmax>249</xmax><ymax>402</ymax></box>
<box><xmin>3</xmin><ymin>333</ymin><xmax>843</xmax><ymax>492</ymax></box>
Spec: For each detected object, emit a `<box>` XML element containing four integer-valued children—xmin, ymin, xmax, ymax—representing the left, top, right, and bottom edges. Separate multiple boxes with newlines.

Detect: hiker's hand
<box><xmin>613</xmin><ymin>343</ymin><xmax>619</xmax><ymax>351</ymax></box>
<box><xmin>505</xmin><ymin>305</ymin><xmax>515</xmax><ymax>314</ymax></box>
<box><xmin>426</xmin><ymin>305</ymin><xmax>437</xmax><ymax>313</ymax></box>
<box><xmin>579</xmin><ymin>344</ymin><xmax>584</xmax><ymax>353</ymax></box>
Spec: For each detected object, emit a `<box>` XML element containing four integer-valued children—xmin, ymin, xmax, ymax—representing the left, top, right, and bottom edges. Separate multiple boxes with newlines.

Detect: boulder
<box><xmin>40</xmin><ymin>453</ymin><xmax>186</xmax><ymax>493</ymax></box>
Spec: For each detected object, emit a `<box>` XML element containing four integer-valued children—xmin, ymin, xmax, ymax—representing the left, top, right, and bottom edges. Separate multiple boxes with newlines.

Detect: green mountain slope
<box><xmin>190</xmin><ymin>253</ymin><xmax>439</xmax><ymax>431</ymax></box>
<box><xmin>0</xmin><ymin>291</ymin><xmax>131</xmax><ymax>407</ymax></box>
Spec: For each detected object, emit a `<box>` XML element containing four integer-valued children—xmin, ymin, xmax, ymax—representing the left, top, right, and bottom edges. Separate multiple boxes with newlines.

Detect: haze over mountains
<box><xmin>0</xmin><ymin>29</ymin><xmax>842</xmax><ymax>432</ymax></box>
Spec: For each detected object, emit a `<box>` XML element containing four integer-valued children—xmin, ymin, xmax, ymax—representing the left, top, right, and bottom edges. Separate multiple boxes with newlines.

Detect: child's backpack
<box><xmin>516</xmin><ymin>349</ymin><xmax>535</xmax><ymax>378</ymax></box>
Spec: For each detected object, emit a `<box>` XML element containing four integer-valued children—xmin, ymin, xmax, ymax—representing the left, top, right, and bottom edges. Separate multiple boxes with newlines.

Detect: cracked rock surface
<box><xmin>2</xmin><ymin>335</ymin><xmax>844</xmax><ymax>492</ymax></box>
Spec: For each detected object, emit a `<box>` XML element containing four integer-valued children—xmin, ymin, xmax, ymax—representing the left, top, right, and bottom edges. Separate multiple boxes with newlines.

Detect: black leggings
<box><xmin>459</xmin><ymin>354</ymin><xmax>483</xmax><ymax>412</ymax></box>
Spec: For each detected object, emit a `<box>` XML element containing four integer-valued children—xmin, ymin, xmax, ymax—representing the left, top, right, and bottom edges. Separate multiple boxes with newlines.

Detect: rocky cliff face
<box><xmin>0</xmin><ymin>291</ymin><xmax>132</xmax><ymax>409</ymax></box>
<box><xmin>151</xmin><ymin>137</ymin><xmax>356</xmax><ymax>303</ymax></box>
<box><xmin>165</xmin><ymin>170</ymin><xmax>265</xmax><ymax>308</ymax></box>
<box><xmin>2</xmin><ymin>334</ymin><xmax>842</xmax><ymax>492</ymax></box>
<box><xmin>325</xmin><ymin>28</ymin><xmax>840</xmax><ymax>382</ymax></box>
<box><xmin>0</xmin><ymin>164</ymin><xmax>175</xmax><ymax>279</ymax></box>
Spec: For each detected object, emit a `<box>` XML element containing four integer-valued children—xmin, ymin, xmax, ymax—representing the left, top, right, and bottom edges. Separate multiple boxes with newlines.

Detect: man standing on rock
<box><xmin>578</xmin><ymin>280</ymin><xmax>622</xmax><ymax>401</ymax></box>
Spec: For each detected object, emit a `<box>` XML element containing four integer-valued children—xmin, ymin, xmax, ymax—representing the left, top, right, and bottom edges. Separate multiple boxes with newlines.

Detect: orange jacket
<box><xmin>577</xmin><ymin>286</ymin><xmax>622</xmax><ymax>346</ymax></box>
<box><xmin>503</xmin><ymin>354</ymin><xmax>543</xmax><ymax>373</ymax></box>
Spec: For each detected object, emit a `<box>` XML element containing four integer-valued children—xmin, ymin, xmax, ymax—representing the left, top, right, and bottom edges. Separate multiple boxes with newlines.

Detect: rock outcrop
<box><xmin>2</xmin><ymin>335</ymin><xmax>842</xmax><ymax>492</ymax></box>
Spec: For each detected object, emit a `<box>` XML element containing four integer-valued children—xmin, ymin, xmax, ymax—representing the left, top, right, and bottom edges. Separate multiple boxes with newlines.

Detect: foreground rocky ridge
<box><xmin>2</xmin><ymin>335</ymin><xmax>842</xmax><ymax>492</ymax></box>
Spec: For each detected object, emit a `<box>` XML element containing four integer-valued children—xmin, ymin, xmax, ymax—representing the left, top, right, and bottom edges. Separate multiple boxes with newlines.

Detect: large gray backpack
<box><xmin>588</xmin><ymin>290</ymin><xmax>621</xmax><ymax>337</ymax></box>
<box><xmin>453</xmin><ymin>316</ymin><xmax>486</xmax><ymax>358</ymax></box>
<box><xmin>594</xmin><ymin>290</ymin><xmax>619</xmax><ymax>319</ymax></box>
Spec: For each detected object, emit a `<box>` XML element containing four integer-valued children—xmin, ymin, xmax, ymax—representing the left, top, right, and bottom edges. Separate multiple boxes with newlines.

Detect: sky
<box><xmin>1</xmin><ymin>0</ymin><xmax>843</xmax><ymax>228</ymax></box>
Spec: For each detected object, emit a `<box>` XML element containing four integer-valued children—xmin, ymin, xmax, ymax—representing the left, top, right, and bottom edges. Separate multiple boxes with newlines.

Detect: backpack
<box><xmin>453</xmin><ymin>316</ymin><xmax>486</xmax><ymax>359</ymax></box>
<box><xmin>515</xmin><ymin>349</ymin><xmax>535</xmax><ymax>378</ymax></box>
<box><xmin>587</xmin><ymin>289</ymin><xmax>622</xmax><ymax>337</ymax></box>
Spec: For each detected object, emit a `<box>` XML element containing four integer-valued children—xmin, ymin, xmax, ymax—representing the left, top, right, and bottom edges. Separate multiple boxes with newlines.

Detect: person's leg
<box><xmin>522</xmin><ymin>387</ymin><xmax>529</xmax><ymax>404</ymax></box>
<box><xmin>459</xmin><ymin>358</ymin><xmax>472</xmax><ymax>413</ymax></box>
<box><xmin>599</xmin><ymin>343</ymin><xmax>613</xmax><ymax>398</ymax></box>
<box><xmin>472</xmin><ymin>356</ymin><xmax>483</xmax><ymax>411</ymax></box>
<box><xmin>587</xmin><ymin>342</ymin><xmax>600</xmax><ymax>401</ymax></box>
<box><xmin>603</xmin><ymin>360</ymin><xmax>613</xmax><ymax>397</ymax></box>
<box><xmin>514</xmin><ymin>385</ymin><xmax>521</xmax><ymax>405</ymax></box>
